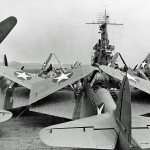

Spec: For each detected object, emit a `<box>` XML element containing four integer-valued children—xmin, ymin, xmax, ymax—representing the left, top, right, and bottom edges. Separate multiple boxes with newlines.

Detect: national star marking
<box><xmin>122</xmin><ymin>73</ymin><xmax>137</xmax><ymax>83</ymax></box>
<box><xmin>108</xmin><ymin>62</ymin><xmax>111</xmax><ymax>67</ymax></box>
<box><xmin>16</xmin><ymin>72</ymin><xmax>31</xmax><ymax>80</ymax></box>
<box><xmin>54</xmin><ymin>72</ymin><xmax>72</xmax><ymax>83</ymax></box>
<box><xmin>140</xmin><ymin>61</ymin><xmax>147</xmax><ymax>68</ymax></box>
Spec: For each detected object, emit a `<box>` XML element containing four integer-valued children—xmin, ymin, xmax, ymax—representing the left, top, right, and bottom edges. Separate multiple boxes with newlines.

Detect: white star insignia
<box><xmin>98</xmin><ymin>103</ymin><xmax>104</xmax><ymax>114</ymax></box>
<box><xmin>54</xmin><ymin>72</ymin><xmax>72</xmax><ymax>83</ymax></box>
<box><xmin>122</xmin><ymin>73</ymin><xmax>137</xmax><ymax>83</ymax></box>
<box><xmin>16</xmin><ymin>72</ymin><xmax>31</xmax><ymax>80</ymax></box>
<box><xmin>108</xmin><ymin>62</ymin><xmax>111</xmax><ymax>67</ymax></box>
<box><xmin>140</xmin><ymin>61</ymin><xmax>147</xmax><ymax>68</ymax></box>
<box><xmin>127</xmin><ymin>73</ymin><xmax>137</xmax><ymax>83</ymax></box>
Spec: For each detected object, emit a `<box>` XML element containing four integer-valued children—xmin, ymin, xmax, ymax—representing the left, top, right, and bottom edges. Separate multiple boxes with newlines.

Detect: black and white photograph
<box><xmin>0</xmin><ymin>0</ymin><xmax>150</xmax><ymax>149</ymax></box>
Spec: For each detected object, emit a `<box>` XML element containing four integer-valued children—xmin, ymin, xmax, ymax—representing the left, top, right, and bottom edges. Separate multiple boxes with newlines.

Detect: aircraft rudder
<box><xmin>115</xmin><ymin>74</ymin><xmax>131</xmax><ymax>143</ymax></box>
<box><xmin>0</xmin><ymin>16</ymin><xmax>17</xmax><ymax>44</ymax></box>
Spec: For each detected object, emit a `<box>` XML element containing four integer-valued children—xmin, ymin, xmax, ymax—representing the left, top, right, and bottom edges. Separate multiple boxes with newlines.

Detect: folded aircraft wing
<box><xmin>0</xmin><ymin>66</ymin><xmax>44</xmax><ymax>89</ymax></box>
<box><xmin>138</xmin><ymin>53</ymin><xmax>150</xmax><ymax>70</ymax></box>
<box><xmin>29</xmin><ymin>65</ymin><xmax>96</xmax><ymax>104</ymax></box>
<box><xmin>0</xmin><ymin>65</ymin><xmax>96</xmax><ymax>105</ymax></box>
<box><xmin>40</xmin><ymin>113</ymin><xmax>118</xmax><ymax>149</ymax></box>
<box><xmin>99</xmin><ymin>65</ymin><xmax>150</xmax><ymax>94</ymax></box>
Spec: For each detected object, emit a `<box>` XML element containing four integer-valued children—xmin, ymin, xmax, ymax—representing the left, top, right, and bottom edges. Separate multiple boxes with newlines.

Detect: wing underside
<box><xmin>131</xmin><ymin>90</ymin><xmax>150</xmax><ymax>116</ymax></box>
<box><xmin>30</xmin><ymin>91</ymin><xmax>76</xmax><ymax>119</ymax></box>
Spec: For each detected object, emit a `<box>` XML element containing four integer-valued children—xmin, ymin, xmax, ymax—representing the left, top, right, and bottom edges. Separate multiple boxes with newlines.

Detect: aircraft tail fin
<box><xmin>3</xmin><ymin>54</ymin><xmax>8</xmax><ymax>66</ymax></box>
<box><xmin>0</xmin><ymin>16</ymin><xmax>17</xmax><ymax>44</ymax></box>
<box><xmin>115</xmin><ymin>74</ymin><xmax>131</xmax><ymax>143</ymax></box>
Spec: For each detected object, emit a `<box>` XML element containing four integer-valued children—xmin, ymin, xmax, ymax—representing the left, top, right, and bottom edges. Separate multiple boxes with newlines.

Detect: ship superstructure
<box><xmin>86</xmin><ymin>10</ymin><xmax>123</xmax><ymax>66</ymax></box>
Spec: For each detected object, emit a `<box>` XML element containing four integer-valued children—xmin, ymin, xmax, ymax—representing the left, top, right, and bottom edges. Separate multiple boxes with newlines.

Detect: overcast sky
<box><xmin>0</xmin><ymin>0</ymin><xmax>150</xmax><ymax>67</ymax></box>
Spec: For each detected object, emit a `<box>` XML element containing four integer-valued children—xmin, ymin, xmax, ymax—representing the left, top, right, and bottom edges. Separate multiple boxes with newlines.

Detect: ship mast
<box><xmin>86</xmin><ymin>9</ymin><xmax>123</xmax><ymax>66</ymax></box>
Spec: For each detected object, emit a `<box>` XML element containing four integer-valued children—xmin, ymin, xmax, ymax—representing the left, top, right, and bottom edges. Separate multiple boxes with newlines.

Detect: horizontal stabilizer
<box><xmin>40</xmin><ymin>113</ymin><xmax>118</xmax><ymax>149</ymax></box>
<box><xmin>99</xmin><ymin>65</ymin><xmax>150</xmax><ymax>94</ymax></box>
<box><xmin>0</xmin><ymin>110</ymin><xmax>12</xmax><ymax>122</ymax></box>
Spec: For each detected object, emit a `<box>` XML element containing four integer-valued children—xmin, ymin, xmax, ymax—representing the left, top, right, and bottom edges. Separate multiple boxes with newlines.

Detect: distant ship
<box><xmin>87</xmin><ymin>9</ymin><xmax>123</xmax><ymax>66</ymax></box>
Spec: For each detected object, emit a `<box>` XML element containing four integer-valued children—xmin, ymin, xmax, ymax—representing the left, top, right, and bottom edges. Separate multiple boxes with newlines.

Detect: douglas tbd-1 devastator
<box><xmin>0</xmin><ymin>17</ymin><xmax>99</xmax><ymax>120</ymax></box>
<box><xmin>1</xmin><ymin>9</ymin><xmax>150</xmax><ymax>150</ymax></box>
<box><xmin>40</xmin><ymin>74</ymin><xmax>150</xmax><ymax>150</ymax></box>
<box><xmin>0</xmin><ymin>60</ymin><xmax>97</xmax><ymax>119</ymax></box>
<box><xmin>39</xmin><ymin>10</ymin><xmax>150</xmax><ymax>150</ymax></box>
<box><xmin>0</xmin><ymin>16</ymin><xmax>97</xmax><ymax>122</ymax></box>
<box><xmin>0</xmin><ymin>14</ymin><xmax>100</xmax><ymax>149</ymax></box>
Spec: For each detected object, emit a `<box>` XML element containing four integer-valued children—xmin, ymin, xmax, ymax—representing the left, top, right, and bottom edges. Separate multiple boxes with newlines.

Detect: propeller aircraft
<box><xmin>38</xmin><ymin>9</ymin><xmax>150</xmax><ymax>150</ymax></box>
<box><xmin>108</xmin><ymin>52</ymin><xmax>150</xmax><ymax>80</ymax></box>
<box><xmin>99</xmin><ymin>65</ymin><xmax>150</xmax><ymax>116</ymax></box>
<box><xmin>40</xmin><ymin>75</ymin><xmax>150</xmax><ymax>150</ymax></box>
<box><xmin>0</xmin><ymin>15</ymin><xmax>99</xmax><ymax>149</ymax></box>
<box><xmin>1</xmin><ymin>12</ymin><xmax>150</xmax><ymax>149</ymax></box>
<box><xmin>136</xmin><ymin>53</ymin><xmax>150</xmax><ymax>80</ymax></box>
<box><xmin>0</xmin><ymin>63</ymin><xmax>97</xmax><ymax>119</ymax></box>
